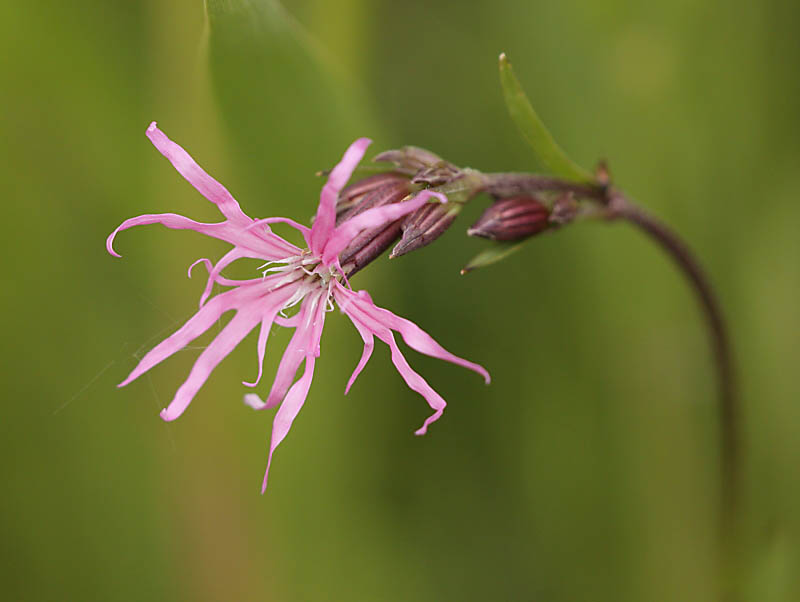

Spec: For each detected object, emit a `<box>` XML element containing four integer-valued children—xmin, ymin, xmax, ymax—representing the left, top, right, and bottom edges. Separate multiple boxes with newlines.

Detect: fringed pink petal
<box><xmin>241</xmin><ymin>283</ymin><xmax>300</xmax><ymax>388</ymax></box>
<box><xmin>119</xmin><ymin>284</ymin><xmax>261</xmax><ymax>387</ymax></box>
<box><xmin>260</xmin><ymin>324</ymin><xmax>310</xmax><ymax>409</ymax></box>
<box><xmin>160</xmin><ymin>308</ymin><xmax>263</xmax><ymax>421</ymax></box>
<box><xmin>310</xmin><ymin>138</ymin><xmax>371</xmax><ymax>255</ymax></box>
<box><xmin>107</xmin><ymin>212</ymin><xmax>298</xmax><ymax>261</ymax></box>
<box><xmin>248</xmin><ymin>222</ymin><xmax>303</xmax><ymax>258</ymax></box>
<box><xmin>188</xmin><ymin>258</ymin><xmax>263</xmax><ymax>287</ymax></box>
<box><xmin>274</xmin><ymin>314</ymin><xmax>300</xmax><ymax>328</ymax></box>
<box><xmin>335</xmin><ymin>284</ymin><xmax>446</xmax><ymax>433</ymax></box>
<box><xmin>146</xmin><ymin>122</ymin><xmax>248</xmax><ymax>223</ymax></box>
<box><xmin>333</xmin><ymin>286</ymin><xmax>374</xmax><ymax>393</ymax></box>
<box><xmin>242</xmin><ymin>317</ymin><xmax>273</xmax><ymax>388</ymax></box>
<box><xmin>243</xmin><ymin>393</ymin><xmax>267</xmax><ymax>410</ymax></box>
<box><xmin>261</xmin><ymin>294</ymin><xmax>327</xmax><ymax>492</ymax></box>
<box><xmin>196</xmin><ymin>247</ymin><xmax>251</xmax><ymax>308</ymax></box>
<box><xmin>261</xmin><ymin>355</ymin><xmax>316</xmax><ymax>493</ymax></box>
<box><xmin>338</xmin><ymin>280</ymin><xmax>490</xmax><ymax>384</ymax></box>
<box><xmin>261</xmin><ymin>292</ymin><xmax>327</xmax><ymax>409</ymax></box>
<box><xmin>344</xmin><ymin>313</ymin><xmax>375</xmax><ymax>394</ymax></box>
<box><xmin>107</xmin><ymin>213</ymin><xmax>226</xmax><ymax>258</ymax></box>
<box><xmin>382</xmin><ymin>331</ymin><xmax>446</xmax><ymax>435</ymax></box>
<box><xmin>321</xmin><ymin>190</ymin><xmax>447</xmax><ymax>265</ymax></box>
<box><xmin>345</xmin><ymin>304</ymin><xmax>446</xmax><ymax>435</ymax></box>
<box><xmin>248</xmin><ymin>217</ymin><xmax>312</xmax><ymax>249</ymax></box>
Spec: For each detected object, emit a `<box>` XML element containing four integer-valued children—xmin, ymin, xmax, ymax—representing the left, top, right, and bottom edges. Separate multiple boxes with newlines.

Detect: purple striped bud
<box><xmin>467</xmin><ymin>196</ymin><xmax>550</xmax><ymax>241</ymax></box>
<box><xmin>336</xmin><ymin>172</ymin><xmax>408</xmax><ymax>223</ymax></box>
<box><xmin>337</xmin><ymin>177</ymin><xmax>413</xmax><ymax>277</ymax></box>
<box><xmin>390</xmin><ymin>201</ymin><xmax>462</xmax><ymax>258</ymax></box>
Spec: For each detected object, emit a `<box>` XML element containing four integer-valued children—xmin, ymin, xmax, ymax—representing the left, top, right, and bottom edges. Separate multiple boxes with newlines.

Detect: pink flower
<box><xmin>108</xmin><ymin>123</ymin><xmax>490</xmax><ymax>491</ymax></box>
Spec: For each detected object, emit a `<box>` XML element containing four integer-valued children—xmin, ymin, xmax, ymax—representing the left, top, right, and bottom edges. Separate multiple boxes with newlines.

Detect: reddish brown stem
<box><xmin>484</xmin><ymin>171</ymin><xmax>739</xmax><ymax>598</ymax></box>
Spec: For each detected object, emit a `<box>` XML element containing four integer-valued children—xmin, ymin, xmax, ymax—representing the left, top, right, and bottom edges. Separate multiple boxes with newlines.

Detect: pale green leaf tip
<box><xmin>460</xmin><ymin>240</ymin><xmax>528</xmax><ymax>274</ymax></box>
<box><xmin>497</xmin><ymin>51</ymin><xmax>593</xmax><ymax>183</ymax></box>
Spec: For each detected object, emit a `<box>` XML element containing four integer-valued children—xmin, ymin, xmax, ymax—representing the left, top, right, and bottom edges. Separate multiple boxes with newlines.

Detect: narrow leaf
<box><xmin>460</xmin><ymin>240</ymin><xmax>528</xmax><ymax>274</ymax></box>
<box><xmin>498</xmin><ymin>52</ymin><xmax>593</xmax><ymax>183</ymax></box>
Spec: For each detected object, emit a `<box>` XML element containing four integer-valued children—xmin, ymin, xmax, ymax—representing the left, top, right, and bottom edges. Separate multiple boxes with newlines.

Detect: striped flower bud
<box><xmin>390</xmin><ymin>202</ymin><xmax>462</xmax><ymax>258</ymax></box>
<box><xmin>336</xmin><ymin>172</ymin><xmax>409</xmax><ymax>222</ymax></box>
<box><xmin>467</xmin><ymin>196</ymin><xmax>550</xmax><ymax>241</ymax></box>
<box><xmin>337</xmin><ymin>177</ymin><xmax>414</xmax><ymax>277</ymax></box>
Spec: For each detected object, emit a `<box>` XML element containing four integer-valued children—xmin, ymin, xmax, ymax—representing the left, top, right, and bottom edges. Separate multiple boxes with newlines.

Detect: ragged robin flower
<box><xmin>108</xmin><ymin>123</ymin><xmax>490</xmax><ymax>491</ymax></box>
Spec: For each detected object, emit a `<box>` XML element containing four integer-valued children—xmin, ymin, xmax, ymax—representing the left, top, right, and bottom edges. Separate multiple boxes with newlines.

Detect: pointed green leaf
<box><xmin>460</xmin><ymin>240</ymin><xmax>529</xmax><ymax>274</ymax></box>
<box><xmin>499</xmin><ymin>53</ymin><xmax>593</xmax><ymax>183</ymax></box>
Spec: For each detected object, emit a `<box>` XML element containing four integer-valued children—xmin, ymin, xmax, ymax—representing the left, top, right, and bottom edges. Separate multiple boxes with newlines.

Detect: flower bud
<box><xmin>390</xmin><ymin>202</ymin><xmax>462</xmax><ymax>258</ymax></box>
<box><xmin>337</xmin><ymin>177</ymin><xmax>413</xmax><ymax>277</ymax></box>
<box><xmin>372</xmin><ymin>146</ymin><xmax>446</xmax><ymax>172</ymax></box>
<box><xmin>388</xmin><ymin>169</ymin><xmax>486</xmax><ymax>257</ymax></box>
<box><xmin>336</xmin><ymin>172</ymin><xmax>408</xmax><ymax>223</ymax></box>
<box><xmin>467</xmin><ymin>196</ymin><xmax>550</xmax><ymax>241</ymax></box>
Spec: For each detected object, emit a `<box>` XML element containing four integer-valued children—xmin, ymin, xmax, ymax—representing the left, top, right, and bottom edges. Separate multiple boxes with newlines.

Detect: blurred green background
<box><xmin>2</xmin><ymin>0</ymin><xmax>798</xmax><ymax>600</ymax></box>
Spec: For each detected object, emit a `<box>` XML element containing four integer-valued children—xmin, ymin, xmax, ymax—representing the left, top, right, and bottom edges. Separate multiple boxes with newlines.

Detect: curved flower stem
<box><xmin>483</xmin><ymin>172</ymin><xmax>606</xmax><ymax>201</ymax></box>
<box><xmin>484</xmin><ymin>171</ymin><xmax>739</xmax><ymax>595</ymax></box>
<box><xmin>606</xmin><ymin>192</ymin><xmax>738</xmax><ymax>519</ymax></box>
<box><xmin>606</xmin><ymin>192</ymin><xmax>740</xmax><ymax>600</ymax></box>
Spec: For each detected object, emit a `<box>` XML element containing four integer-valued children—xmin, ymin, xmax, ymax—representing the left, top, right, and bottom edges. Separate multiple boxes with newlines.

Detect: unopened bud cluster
<box><xmin>331</xmin><ymin>144</ymin><xmax>586</xmax><ymax>276</ymax></box>
<box><xmin>334</xmin><ymin>145</ymin><xmax>484</xmax><ymax>275</ymax></box>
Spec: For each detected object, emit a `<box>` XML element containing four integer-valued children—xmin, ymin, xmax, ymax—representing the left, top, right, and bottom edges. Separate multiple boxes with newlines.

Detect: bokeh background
<box><xmin>2</xmin><ymin>0</ymin><xmax>799</xmax><ymax>600</ymax></box>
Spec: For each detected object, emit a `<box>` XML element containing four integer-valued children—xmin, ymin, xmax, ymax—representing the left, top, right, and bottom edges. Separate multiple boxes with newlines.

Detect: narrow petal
<box><xmin>160</xmin><ymin>307</ymin><xmax>262</xmax><ymax>421</ymax></box>
<box><xmin>337</xmin><ymin>281</ymin><xmax>490</xmax><ymax>384</ymax></box>
<box><xmin>244</xmin><ymin>393</ymin><xmax>267</xmax><ymax>410</ymax></box>
<box><xmin>188</xmin><ymin>258</ymin><xmax>263</xmax><ymax>287</ymax></box>
<box><xmin>242</xmin><ymin>282</ymin><xmax>306</xmax><ymax>388</ymax></box>
<box><xmin>322</xmin><ymin>190</ymin><xmax>447</xmax><ymax>265</ymax></box>
<box><xmin>242</xmin><ymin>317</ymin><xmax>273</xmax><ymax>388</ymax></box>
<box><xmin>310</xmin><ymin>138</ymin><xmax>371</xmax><ymax>255</ymax></box>
<box><xmin>262</xmin><ymin>356</ymin><xmax>316</xmax><ymax>493</ymax></box>
<box><xmin>342</xmin><ymin>310</ymin><xmax>375</xmax><ymax>394</ymax></box>
<box><xmin>119</xmin><ymin>284</ymin><xmax>261</xmax><ymax>387</ymax></box>
<box><xmin>261</xmin><ymin>320</ymin><xmax>311</xmax><ymax>409</ymax></box>
<box><xmin>146</xmin><ymin>122</ymin><xmax>248</xmax><ymax>223</ymax></box>
<box><xmin>107</xmin><ymin>213</ymin><xmax>226</xmax><ymax>258</ymax></box>
<box><xmin>382</xmin><ymin>331</ymin><xmax>446</xmax><ymax>436</ymax></box>
<box><xmin>334</xmin><ymin>282</ymin><xmax>489</xmax><ymax>383</ymax></box>
<box><xmin>346</xmin><ymin>307</ymin><xmax>446</xmax><ymax>435</ymax></box>
<box><xmin>261</xmin><ymin>292</ymin><xmax>327</xmax><ymax>409</ymax></box>
<box><xmin>248</xmin><ymin>217</ymin><xmax>312</xmax><ymax>249</ymax></box>
<box><xmin>197</xmin><ymin>247</ymin><xmax>249</xmax><ymax>308</ymax></box>
<box><xmin>107</xmin><ymin>212</ymin><xmax>298</xmax><ymax>261</ymax></box>
<box><xmin>274</xmin><ymin>314</ymin><xmax>300</xmax><ymax>328</ymax></box>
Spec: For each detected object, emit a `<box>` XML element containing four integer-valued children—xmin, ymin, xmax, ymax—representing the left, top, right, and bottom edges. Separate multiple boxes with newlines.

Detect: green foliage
<box><xmin>4</xmin><ymin>1</ymin><xmax>800</xmax><ymax>600</ymax></box>
<box><xmin>498</xmin><ymin>52</ymin><xmax>593</xmax><ymax>182</ymax></box>
<box><xmin>461</xmin><ymin>239</ymin><xmax>528</xmax><ymax>274</ymax></box>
